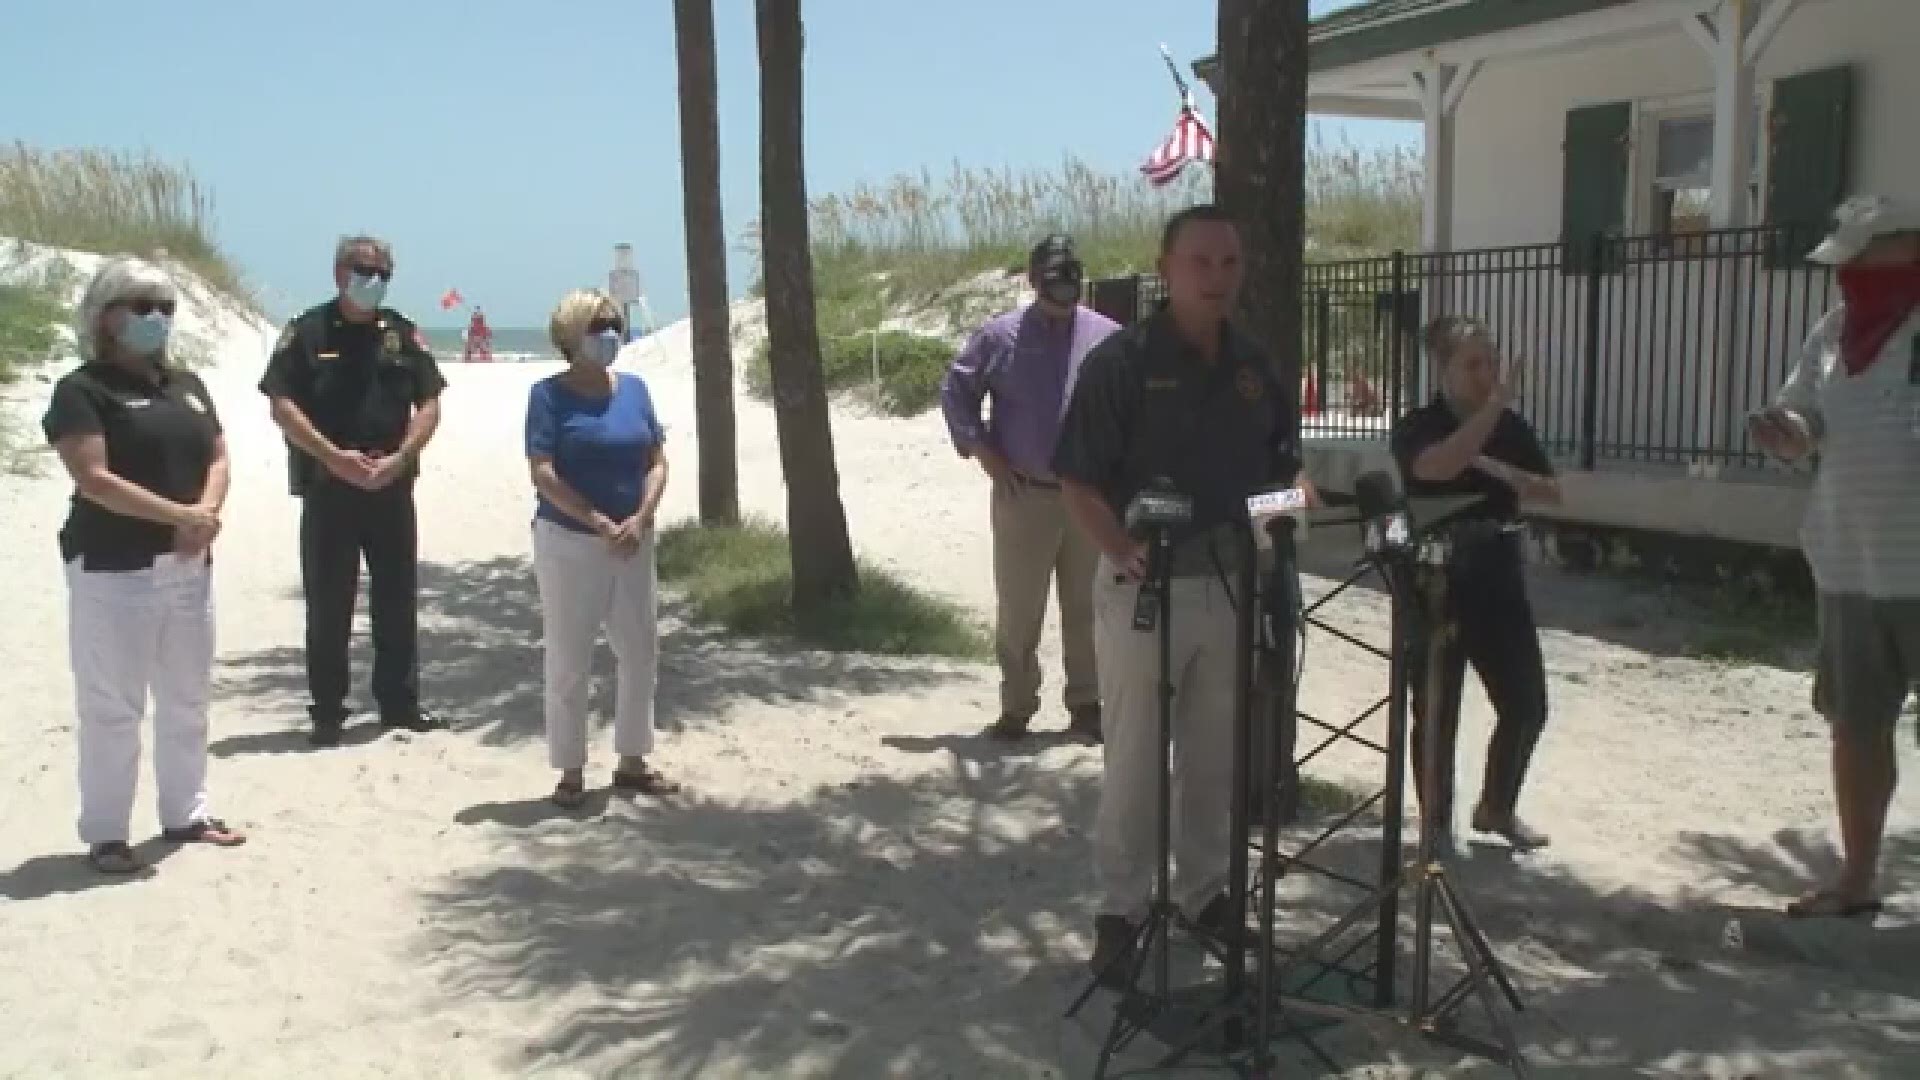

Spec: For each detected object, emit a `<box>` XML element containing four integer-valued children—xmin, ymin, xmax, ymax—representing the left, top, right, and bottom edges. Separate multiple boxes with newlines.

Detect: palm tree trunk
<box><xmin>1215</xmin><ymin>0</ymin><xmax>1310</xmax><ymax>437</ymax></box>
<box><xmin>755</xmin><ymin>0</ymin><xmax>858</xmax><ymax>607</ymax></box>
<box><xmin>674</xmin><ymin>0</ymin><xmax>740</xmax><ymax>527</ymax></box>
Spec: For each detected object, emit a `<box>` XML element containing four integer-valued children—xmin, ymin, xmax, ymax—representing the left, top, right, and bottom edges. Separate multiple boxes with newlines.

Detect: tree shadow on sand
<box><xmin>208</xmin><ymin>555</ymin><xmax>975</xmax><ymax>755</ymax></box>
<box><xmin>417</xmin><ymin>737</ymin><xmax>1920</xmax><ymax>1079</ymax></box>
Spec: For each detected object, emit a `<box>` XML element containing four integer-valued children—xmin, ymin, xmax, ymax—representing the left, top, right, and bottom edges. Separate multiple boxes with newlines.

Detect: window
<box><xmin>1642</xmin><ymin>101</ymin><xmax>1762</xmax><ymax>239</ymax></box>
<box><xmin>1651</xmin><ymin>113</ymin><xmax>1713</xmax><ymax>234</ymax></box>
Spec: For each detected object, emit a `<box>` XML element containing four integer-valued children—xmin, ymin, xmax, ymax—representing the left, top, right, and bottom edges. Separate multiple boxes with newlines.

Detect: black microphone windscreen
<box><xmin>1354</xmin><ymin>470</ymin><xmax>1400</xmax><ymax>519</ymax></box>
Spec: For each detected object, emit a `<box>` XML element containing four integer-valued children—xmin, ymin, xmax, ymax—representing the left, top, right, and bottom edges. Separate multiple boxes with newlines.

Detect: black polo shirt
<box><xmin>259</xmin><ymin>300</ymin><xmax>446</xmax><ymax>488</ymax></box>
<box><xmin>1389</xmin><ymin>396</ymin><xmax>1553</xmax><ymax>524</ymax></box>
<box><xmin>1052</xmin><ymin>309</ymin><xmax>1301</xmax><ymax>560</ymax></box>
<box><xmin>42</xmin><ymin>362</ymin><xmax>222</xmax><ymax>566</ymax></box>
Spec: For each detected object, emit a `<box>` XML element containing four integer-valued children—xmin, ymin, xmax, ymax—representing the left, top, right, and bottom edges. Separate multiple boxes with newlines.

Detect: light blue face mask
<box><xmin>580</xmin><ymin>329</ymin><xmax>621</xmax><ymax>368</ymax></box>
<box><xmin>116</xmin><ymin>311</ymin><xmax>172</xmax><ymax>357</ymax></box>
<box><xmin>345</xmin><ymin>272</ymin><xmax>388</xmax><ymax>311</ymax></box>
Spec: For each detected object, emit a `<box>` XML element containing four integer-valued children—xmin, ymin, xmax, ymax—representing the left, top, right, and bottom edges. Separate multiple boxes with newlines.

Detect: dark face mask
<box><xmin>1037</xmin><ymin>262</ymin><xmax>1083</xmax><ymax>308</ymax></box>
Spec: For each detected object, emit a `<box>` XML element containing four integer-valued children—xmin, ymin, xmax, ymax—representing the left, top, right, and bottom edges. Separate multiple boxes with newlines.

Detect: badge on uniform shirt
<box><xmin>382</xmin><ymin>325</ymin><xmax>402</xmax><ymax>356</ymax></box>
<box><xmin>1235</xmin><ymin>366</ymin><xmax>1264</xmax><ymax>403</ymax></box>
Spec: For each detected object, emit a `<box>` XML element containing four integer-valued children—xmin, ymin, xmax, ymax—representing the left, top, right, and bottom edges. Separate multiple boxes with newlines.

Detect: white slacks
<box><xmin>531</xmin><ymin>518</ymin><xmax>659</xmax><ymax>770</ymax></box>
<box><xmin>64</xmin><ymin>553</ymin><xmax>216</xmax><ymax>845</ymax></box>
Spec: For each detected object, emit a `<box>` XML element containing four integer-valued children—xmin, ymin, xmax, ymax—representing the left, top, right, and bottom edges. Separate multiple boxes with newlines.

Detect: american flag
<box><xmin>1141</xmin><ymin>104</ymin><xmax>1214</xmax><ymax>187</ymax></box>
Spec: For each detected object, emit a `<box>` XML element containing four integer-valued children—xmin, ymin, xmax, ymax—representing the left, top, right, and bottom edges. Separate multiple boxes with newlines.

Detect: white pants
<box><xmin>65</xmin><ymin>553</ymin><xmax>216</xmax><ymax>845</ymax></box>
<box><xmin>1092</xmin><ymin>559</ymin><xmax>1240</xmax><ymax>919</ymax></box>
<box><xmin>531</xmin><ymin>518</ymin><xmax>659</xmax><ymax>770</ymax></box>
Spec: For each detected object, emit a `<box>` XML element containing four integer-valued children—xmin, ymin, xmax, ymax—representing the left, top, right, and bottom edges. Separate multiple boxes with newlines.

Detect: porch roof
<box><xmin>1192</xmin><ymin>0</ymin><xmax>1639</xmax><ymax>84</ymax></box>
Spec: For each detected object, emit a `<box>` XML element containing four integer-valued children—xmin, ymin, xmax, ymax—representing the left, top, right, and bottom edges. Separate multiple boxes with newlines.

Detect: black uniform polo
<box><xmin>1052</xmin><ymin>309</ymin><xmax>1301</xmax><ymax>562</ymax></box>
<box><xmin>259</xmin><ymin>300</ymin><xmax>446</xmax><ymax>492</ymax></box>
<box><xmin>41</xmin><ymin>362</ymin><xmax>222</xmax><ymax>567</ymax></box>
<box><xmin>1389</xmin><ymin>396</ymin><xmax>1553</xmax><ymax>524</ymax></box>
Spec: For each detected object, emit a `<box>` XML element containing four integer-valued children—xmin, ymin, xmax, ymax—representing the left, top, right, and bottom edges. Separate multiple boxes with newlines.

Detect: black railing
<box><xmin>1091</xmin><ymin>224</ymin><xmax>1834</xmax><ymax>474</ymax></box>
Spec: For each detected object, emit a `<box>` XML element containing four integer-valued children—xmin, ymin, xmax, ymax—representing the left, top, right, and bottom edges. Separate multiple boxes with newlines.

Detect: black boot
<box><xmin>1089</xmin><ymin>913</ymin><xmax>1137</xmax><ymax>988</ymax></box>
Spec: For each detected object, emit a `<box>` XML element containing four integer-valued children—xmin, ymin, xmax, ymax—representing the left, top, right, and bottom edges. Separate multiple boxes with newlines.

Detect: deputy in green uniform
<box><xmin>260</xmin><ymin>234</ymin><xmax>446</xmax><ymax>746</ymax></box>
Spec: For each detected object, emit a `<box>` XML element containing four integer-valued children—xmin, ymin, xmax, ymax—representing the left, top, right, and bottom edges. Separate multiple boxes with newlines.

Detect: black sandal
<box><xmin>161</xmin><ymin>818</ymin><xmax>247</xmax><ymax>847</ymax></box>
<box><xmin>87</xmin><ymin>842</ymin><xmax>144</xmax><ymax>875</ymax></box>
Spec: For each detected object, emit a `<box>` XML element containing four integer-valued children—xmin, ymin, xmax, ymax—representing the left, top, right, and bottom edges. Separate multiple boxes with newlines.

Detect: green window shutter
<box><xmin>1560</xmin><ymin>101</ymin><xmax>1632</xmax><ymax>274</ymax></box>
<box><xmin>1767</xmin><ymin>64</ymin><xmax>1854</xmax><ymax>262</ymax></box>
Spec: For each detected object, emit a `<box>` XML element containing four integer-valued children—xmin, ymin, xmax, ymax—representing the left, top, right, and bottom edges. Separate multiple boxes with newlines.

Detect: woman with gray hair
<box><xmin>42</xmin><ymin>257</ymin><xmax>245</xmax><ymax>874</ymax></box>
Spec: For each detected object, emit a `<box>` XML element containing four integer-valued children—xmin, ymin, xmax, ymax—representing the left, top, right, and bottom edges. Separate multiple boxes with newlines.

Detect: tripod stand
<box><xmin>1269</xmin><ymin>528</ymin><xmax>1531</xmax><ymax>1076</ymax></box>
<box><xmin>1064</xmin><ymin>518</ymin><xmax>1205</xmax><ymax>1078</ymax></box>
<box><xmin>1146</xmin><ymin>517</ymin><xmax>1322</xmax><ymax>1077</ymax></box>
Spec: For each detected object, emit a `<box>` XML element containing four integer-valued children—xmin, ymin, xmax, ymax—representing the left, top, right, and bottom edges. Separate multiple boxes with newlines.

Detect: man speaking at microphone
<box><xmin>1051</xmin><ymin>205</ymin><xmax>1312</xmax><ymax>980</ymax></box>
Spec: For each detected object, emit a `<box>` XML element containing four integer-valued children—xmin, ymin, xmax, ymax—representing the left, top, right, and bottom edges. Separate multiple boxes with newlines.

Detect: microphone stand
<box><xmin>1251</xmin><ymin>515</ymin><xmax>1302</xmax><ymax>1071</ymax></box>
<box><xmin>1155</xmin><ymin>515</ymin><xmax>1303</xmax><ymax>1076</ymax></box>
<box><xmin>1261</xmin><ymin>525</ymin><xmax>1532</xmax><ymax>1078</ymax></box>
<box><xmin>1065</xmin><ymin>520</ymin><xmax>1187</xmax><ymax>1078</ymax></box>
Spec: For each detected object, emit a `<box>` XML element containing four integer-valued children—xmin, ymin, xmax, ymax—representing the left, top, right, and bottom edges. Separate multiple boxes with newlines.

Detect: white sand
<box><xmin>1</xmin><ymin>272</ymin><xmax>1917</xmax><ymax>1078</ymax></box>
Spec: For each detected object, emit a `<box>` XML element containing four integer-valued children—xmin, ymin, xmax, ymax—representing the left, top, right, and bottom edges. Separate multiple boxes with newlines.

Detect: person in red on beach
<box><xmin>464</xmin><ymin>307</ymin><xmax>493</xmax><ymax>364</ymax></box>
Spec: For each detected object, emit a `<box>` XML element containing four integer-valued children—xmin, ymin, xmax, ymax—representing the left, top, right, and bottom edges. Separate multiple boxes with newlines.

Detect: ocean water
<box><xmin>419</xmin><ymin>325</ymin><xmax>556</xmax><ymax>363</ymax></box>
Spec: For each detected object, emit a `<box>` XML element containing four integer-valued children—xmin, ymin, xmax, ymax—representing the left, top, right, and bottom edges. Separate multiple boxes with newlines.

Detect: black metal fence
<box><xmin>1091</xmin><ymin>225</ymin><xmax>1835</xmax><ymax>473</ymax></box>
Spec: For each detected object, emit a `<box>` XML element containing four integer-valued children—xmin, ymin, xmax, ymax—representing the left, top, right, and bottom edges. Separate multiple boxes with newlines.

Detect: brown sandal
<box><xmin>87</xmin><ymin>842</ymin><xmax>145</xmax><ymax>875</ymax></box>
<box><xmin>611</xmin><ymin>762</ymin><xmax>682</xmax><ymax>796</ymax></box>
<box><xmin>551</xmin><ymin>776</ymin><xmax>588</xmax><ymax>809</ymax></box>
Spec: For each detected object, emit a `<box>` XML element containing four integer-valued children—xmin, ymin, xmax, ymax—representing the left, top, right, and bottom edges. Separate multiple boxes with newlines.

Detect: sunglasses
<box><xmin>124</xmin><ymin>297</ymin><xmax>176</xmax><ymax>317</ymax></box>
<box><xmin>349</xmin><ymin>265</ymin><xmax>393</xmax><ymax>281</ymax></box>
<box><xmin>587</xmin><ymin>317</ymin><xmax>624</xmax><ymax>335</ymax></box>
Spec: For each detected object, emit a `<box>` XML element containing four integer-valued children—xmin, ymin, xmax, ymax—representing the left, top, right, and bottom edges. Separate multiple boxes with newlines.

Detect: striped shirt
<box><xmin>1778</xmin><ymin>306</ymin><xmax>1920</xmax><ymax>598</ymax></box>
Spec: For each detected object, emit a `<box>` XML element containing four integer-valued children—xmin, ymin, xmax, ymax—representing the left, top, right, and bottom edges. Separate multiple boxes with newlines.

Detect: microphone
<box><xmin>1354</xmin><ymin>469</ymin><xmax>1411</xmax><ymax>557</ymax></box>
<box><xmin>1245</xmin><ymin>486</ymin><xmax>1309</xmax><ymax>550</ymax></box>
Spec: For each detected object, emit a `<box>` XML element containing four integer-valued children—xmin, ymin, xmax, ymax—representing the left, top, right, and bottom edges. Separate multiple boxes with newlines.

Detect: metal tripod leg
<box><xmin>1433</xmin><ymin>879</ymin><xmax>1530</xmax><ymax>1077</ymax></box>
<box><xmin>1063</xmin><ymin>533</ymin><xmax>1184</xmax><ymax>1080</ymax></box>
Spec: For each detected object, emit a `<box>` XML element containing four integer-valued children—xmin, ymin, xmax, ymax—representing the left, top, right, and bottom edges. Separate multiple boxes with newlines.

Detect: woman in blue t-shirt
<box><xmin>525</xmin><ymin>289</ymin><xmax>676</xmax><ymax>808</ymax></box>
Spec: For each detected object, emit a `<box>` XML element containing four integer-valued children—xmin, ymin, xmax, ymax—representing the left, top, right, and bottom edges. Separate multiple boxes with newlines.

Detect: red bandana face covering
<box><xmin>1836</xmin><ymin>262</ymin><xmax>1920</xmax><ymax>375</ymax></box>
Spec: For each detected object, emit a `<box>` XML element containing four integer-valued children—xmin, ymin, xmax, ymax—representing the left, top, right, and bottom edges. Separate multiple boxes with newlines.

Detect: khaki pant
<box><xmin>1092</xmin><ymin>558</ymin><xmax>1239</xmax><ymax>919</ymax></box>
<box><xmin>991</xmin><ymin>477</ymin><xmax>1098</xmax><ymax>718</ymax></box>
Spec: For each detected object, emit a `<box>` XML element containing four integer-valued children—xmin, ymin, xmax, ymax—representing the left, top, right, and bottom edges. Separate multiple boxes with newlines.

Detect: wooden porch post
<box><xmin>1412</xmin><ymin>56</ymin><xmax>1478</xmax><ymax>253</ymax></box>
<box><xmin>1687</xmin><ymin>0</ymin><xmax>1801</xmax><ymax>472</ymax></box>
<box><xmin>1410</xmin><ymin>57</ymin><xmax>1477</xmax><ymax>404</ymax></box>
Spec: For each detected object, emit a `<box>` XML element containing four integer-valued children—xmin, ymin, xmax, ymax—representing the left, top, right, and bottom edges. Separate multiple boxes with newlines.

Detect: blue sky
<box><xmin>0</xmin><ymin>0</ymin><xmax>1405</xmax><ymax>327</ymax></box>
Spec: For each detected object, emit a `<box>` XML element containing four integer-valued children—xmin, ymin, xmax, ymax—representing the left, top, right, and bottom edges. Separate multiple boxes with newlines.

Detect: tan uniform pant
<box><xmin>1092</xmin><ymin>558</ymin><xmax>1240</xmax><ymax>919</ymax></box>
<box><xmin>991</xmin><ymin>477</ymin><xmax>1098</xmax><ymax>718</ymax></box>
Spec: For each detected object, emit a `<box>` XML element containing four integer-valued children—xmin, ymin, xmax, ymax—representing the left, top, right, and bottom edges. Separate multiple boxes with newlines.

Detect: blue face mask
<box><xmin>345</xmin><ymin>272</ymin><xmax>388</xmax><ymax>311</ymax></box>
<box><xmin>580</xmin><ymin>329</ymin><xmax>621</xmax><ymax>368</ymax></box>
<box><xmin>116</xmin><ymin>311</ymin><xmax>172</xmax><ymax>357</ymax></box>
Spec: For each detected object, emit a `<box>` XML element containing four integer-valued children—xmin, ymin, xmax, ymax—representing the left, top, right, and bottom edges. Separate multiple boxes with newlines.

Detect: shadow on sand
<box><xmin>209</xmin><ymin>555</ymin><xmax>976</xmax><ymax>756</ymax></box>
<box><xmin>416</xmin><ymin>728</ymin><xmax>1920</xmax><ymax>1079</ymax></box>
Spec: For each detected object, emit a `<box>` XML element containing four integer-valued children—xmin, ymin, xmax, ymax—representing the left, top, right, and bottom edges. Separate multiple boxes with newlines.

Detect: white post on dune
<box><xmin>610</xmin><ymin>243</ymin><xmax>642</xmax><ymax>342</ymax></box>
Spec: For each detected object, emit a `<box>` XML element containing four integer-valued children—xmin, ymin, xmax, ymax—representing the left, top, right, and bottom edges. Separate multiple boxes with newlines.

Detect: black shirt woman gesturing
<box><xmin>1389</xmin><ymin>317</ymin><xmax>1561</xmax><ymax>852</ymax></box>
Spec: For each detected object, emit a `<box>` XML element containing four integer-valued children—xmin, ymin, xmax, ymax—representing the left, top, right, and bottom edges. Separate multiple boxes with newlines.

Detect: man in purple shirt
<box><xmin>942</xmin><ymin>234</ymin><xmax>1120</xmax><ymax>743</ymax></box>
